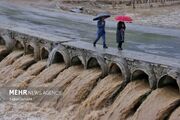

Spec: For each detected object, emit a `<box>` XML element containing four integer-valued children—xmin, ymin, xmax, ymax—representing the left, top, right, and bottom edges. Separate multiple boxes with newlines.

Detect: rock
<box><xmin>70</xmin><ymin>7</ymin><xmax>84</xmax><ymax>13</ymax></box>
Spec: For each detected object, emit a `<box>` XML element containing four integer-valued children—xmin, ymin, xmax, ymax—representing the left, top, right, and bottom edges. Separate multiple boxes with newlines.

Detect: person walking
<box><xmin>116</xmin><ymin>21</ymin><xmax>126</xmax><ymax>50</ymax></box>
<box><xmin>93</xmin><ymin>17</ymin><xmax>108</xmax><ymax>49</ymax></box>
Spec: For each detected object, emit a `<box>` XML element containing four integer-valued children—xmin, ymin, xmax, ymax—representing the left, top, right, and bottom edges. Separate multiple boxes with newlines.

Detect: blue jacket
<box><xmin>97</xmin><ymin>20</ymin><xmax>105</xmax><ymax>35</ymax></box>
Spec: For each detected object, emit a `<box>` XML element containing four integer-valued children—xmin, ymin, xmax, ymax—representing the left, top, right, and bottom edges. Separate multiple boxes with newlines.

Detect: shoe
<box><xmin>103</xmin><ymin>46</ymin><xmax>108</xmax><ymax>49</ymax></box>
<box><xmin>118</xmin><ymin>47</ymin><xmax>123</xmax><ymax>50</ymax></box>
<box><xmin>93</xmin><ymin>42</ymin><xmax>96</xmax><ymax>47</ymax></box>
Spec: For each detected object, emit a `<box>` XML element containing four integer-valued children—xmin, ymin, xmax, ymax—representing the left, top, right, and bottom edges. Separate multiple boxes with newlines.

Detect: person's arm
<box><xmin>120</xmin><ymin>29</ymin><xmax>125</xmax><ymax>41</ymax></box>
<box><xmin>123</xmin><ymin>23</ymin><xmax>126</xmax><ymax>30</ymax></box>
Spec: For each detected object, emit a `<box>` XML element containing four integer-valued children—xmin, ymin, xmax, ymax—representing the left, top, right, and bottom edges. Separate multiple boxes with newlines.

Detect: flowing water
<box><xmin>38</xmin><ymin>65</ymin><xmax>84</xmax><ymax>107</ymax></box>
<box><xmin>0</xmin><ymin>50</ymin><xmax>24</xmax><ymax>68</ymax></box>
<box><xmin>102</xmin><ymin>80</ymin><xmax>151</xmax><ymax>120</ymax></box>
<box><xmin>29</xmin><ymin>63</ymin><xmax>66</xmax><ymax>87</ymax></box>
<box><xmin>55</xmin><ymin>68</ymin><xmax>102</xmax><ymax>110</ymax></box>
<box><xmin>169</xmin><ymin>106</ymin><xmax>180</xmax><ymax>120</ymax></box>
<box><xmin>76</xmin><ymin>74</ymin><xmax>123</xmax><ymax>120</ymax></box>
<box><xmin>130</xmin><ymin>87</ymin><xmax>180</xmax><ymax>120</ymax></box>
<box><xmin>6</xmin><ymin>60</ymin><xmax>47</xmax><ymax>88</ymax></box>
<box><xmin>0</xmin><ymin>102</ymin><xmax>64</xmax><ymax>120</ymax></box>
<box><xmin>0</xmin><ymin>54</ymin><xmax>35</xmax><ymax>86</ymax></box>
<box><xmin>0</xmin><ymin>45</ymin><xmax>180</xmax><ymax>120</ymax></box>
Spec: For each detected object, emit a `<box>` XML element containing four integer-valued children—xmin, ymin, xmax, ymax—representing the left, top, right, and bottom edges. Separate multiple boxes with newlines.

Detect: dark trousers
<box><xmin>94</xmin><ymin>33</ymin><xmax>106</xmax><ymax>47</ymax></box>
<box><xmin>118</xmin><ymin>42</ymin><xmax>123</xmax><ymax>48</ymax></box>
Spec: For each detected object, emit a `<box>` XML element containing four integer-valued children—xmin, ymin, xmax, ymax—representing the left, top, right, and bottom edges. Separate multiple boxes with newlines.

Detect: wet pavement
<box><xmin>0</xmin><ymin>1</ymin><xmax>180</xmax><ymax>59</ymax></box>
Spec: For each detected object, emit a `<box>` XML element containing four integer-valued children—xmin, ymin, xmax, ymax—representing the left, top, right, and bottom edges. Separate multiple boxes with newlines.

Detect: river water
<box><xmin>0</xmin><ymin>46</ymin><xmax>179</xmax><ymax>120</ymax></box>
<box><xmin>0</xmin><ymin>1</ymin><xmax>180</xmax><ymax>59</ymax></box>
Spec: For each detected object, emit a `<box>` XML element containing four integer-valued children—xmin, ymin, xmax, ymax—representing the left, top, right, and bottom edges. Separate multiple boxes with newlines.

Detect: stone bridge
<box><xmin>0</xmin><ymin>27</ymin><xmax>180</xmax><ymax>91</ymax></box>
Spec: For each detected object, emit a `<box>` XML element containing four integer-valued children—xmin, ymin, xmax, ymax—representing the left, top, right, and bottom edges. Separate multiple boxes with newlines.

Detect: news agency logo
<box><xmin>9</xmin><ymin>89</ymin><xmax>28</xmax><ymax>96</ymax></box>
<box><xmin>8</xmin><ymin>89</ymin><xmax>61</xmax><ymax>96</ymax></box>
<box><xmin>9</xmin><ymin>89</ymin><xmax>41</xmax><ymax>96</ymax></box>
<box><xmin>0</xmin><ymin>88</ymin><xmax>62</xmax><ymax>102</ymax></box>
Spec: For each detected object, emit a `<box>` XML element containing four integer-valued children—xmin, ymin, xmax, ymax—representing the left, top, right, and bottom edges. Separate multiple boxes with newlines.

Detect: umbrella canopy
<box><xmin>93</xmin><ymin>13</ymin><xmax>111</xmax><ymax>21</ymax></box>
<box><xmin>115</xmin><ymin>15</ymin><xmax>133</xmax><ymax>23</ymax></box>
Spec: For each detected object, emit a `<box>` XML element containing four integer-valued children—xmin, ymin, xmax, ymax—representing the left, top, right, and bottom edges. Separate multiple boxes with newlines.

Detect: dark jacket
<box><xmin>116</xmin><ymin>22</ymin><xmax>126</xmax><ymax>43</ymax></box>
<box><xmin>97</xmin><ymin>20</ymin><xmax>105</xmax><ymax>35</ymax></box>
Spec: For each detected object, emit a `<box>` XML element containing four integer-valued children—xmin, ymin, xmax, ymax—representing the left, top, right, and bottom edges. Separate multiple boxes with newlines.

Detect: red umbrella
<box><xmin>115</xmin><ymin>15</ymin><xmax>133</xmax><ymax>23</ymax></box>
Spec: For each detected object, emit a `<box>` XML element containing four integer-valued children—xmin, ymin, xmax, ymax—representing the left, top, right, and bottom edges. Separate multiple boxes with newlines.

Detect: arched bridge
<box><xmin>0</xmin><ymin>27</ymin><xmax>180</xmax><ymax>91</ymax></box>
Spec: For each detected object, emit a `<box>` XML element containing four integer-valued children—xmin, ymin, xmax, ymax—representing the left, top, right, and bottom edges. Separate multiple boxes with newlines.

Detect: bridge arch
<box><xmin>0</xmin><ymin>35</ymin><xmax>10</xmax><ymax>60</ymax></box>
<box><xmin>86</xmin><ymin>55</ymin><xmax>108</xmax><ymax>77</ymax></box>
<box><xmin>69</xmin><ymin>49</ymin><xmax>86</xmax><ymax>68</ymax></box>
<box><xmin>109</xmin><ymin>63</ymin><xmax>121</xmax><ymax>74</ymax></box>
<box><xmin>15</xmin><ymin>40</ymin><xmax>24</xmax><ymax>50</ymax></box>
<box><xmin>108</xmin><ymin>59</ymin><xmax>130</xmax><ymax>82</ymax></box>
<box><xmin>130</xmin><ymin>62</ymin><xmax>157</xmax><ymax>89</ymax></box>
<box><xmin>131</xmin><ymin>69</ymin><xmax>150</xmax><ymax>86</ymax></box>
<box><xmin>157</xmin><ymin>74</ymin><xmax>179</xmax><ymax>91</ymax></box>
<box><xmin>25</xmin><ymin>41</ymin><xmax>40</xmax><ymax>60</ymax></box>
<box><xmin>0</xmin><ymin>36</ymin><xmax>6</xmax><ymax>45</ymax></box>
<box><xmin>26</xmin><ymin>44</ymin><xmax>34</xmax><ymax>55</ymax></box>
<box><xmin>71</xmin><ymin>56</ymin><xmax>85</xmax><ymax>67</ymax></box>
<box><xmin>87</xmin><ymin>57</ymin><xmax>100</xmax><ymax>68</ymax></box>
<box><xmin>0</xmin><ymin>32</ymin><xmax>15</xmax><ymax>50</ymax></box>
<box><xmin>40</xmin><ymin>47</ymin><xmax>49</xmax><ymax>60</ymax></box>
<box><xmin>51</xmin><ymin>51</ymin><xmax>64</xmax><ymax>63</ymax></box>
<box><xmin>47</xmin><ymin>46</ymin><xmax>70</xmax><ymax>67</ymax></box>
